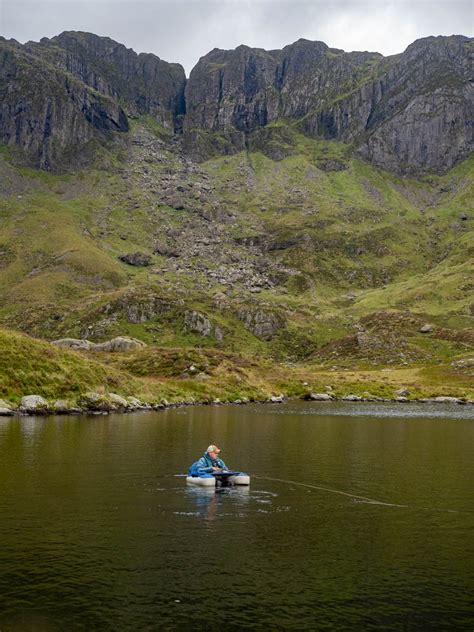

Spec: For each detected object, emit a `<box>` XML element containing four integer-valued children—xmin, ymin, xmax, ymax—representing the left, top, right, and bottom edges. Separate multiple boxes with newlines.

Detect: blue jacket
<box><xmin>193</xmin><ymin>452</ymin><xmax>227</xmax><ymax>475</ymax></box>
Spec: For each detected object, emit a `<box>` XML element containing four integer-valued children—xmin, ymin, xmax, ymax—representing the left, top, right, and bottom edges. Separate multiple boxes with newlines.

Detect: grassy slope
<box><xmin>0</xmin><ymin>328</ymin><xmax>143</xmax><ymax>404</ymax></box>
<box><xmin>0</xmin><ymin>120</ymin><xmax>472</xmax><ymax>400</ymax></box>
<box><xmin>0</xmin><ymin>327</ymin><xmax>471</xmax><ymax>406</ymax></box>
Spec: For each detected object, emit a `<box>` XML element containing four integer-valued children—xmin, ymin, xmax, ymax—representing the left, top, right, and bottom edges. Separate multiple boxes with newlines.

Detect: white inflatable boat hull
<box><xmin>186</xmin><ymin>476</ymin><xmax>216</xmax><ymax>487</ymax></box>
<box><xmin>186</xmin><ymin>473</ymin><xmax>250</xmax><ymax>486</ymax></box>
<box><xmin>228</xmin><ymin>474</ymin><xmax>250</xmax><ymax>485</ymax></box>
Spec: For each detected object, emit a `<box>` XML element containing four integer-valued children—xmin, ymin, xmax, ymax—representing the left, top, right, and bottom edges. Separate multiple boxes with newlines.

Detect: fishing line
<box><xmin>254</xmin><ymin>475</ymin><xmax>473</xmax><ymax>514</ymax></box>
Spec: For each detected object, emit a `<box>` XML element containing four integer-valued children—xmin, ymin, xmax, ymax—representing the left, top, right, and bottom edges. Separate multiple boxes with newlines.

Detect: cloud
<box><xmin>1</xmin><ymin>0</ymin><xmax>472</xmax><ymax>73</ymax></box>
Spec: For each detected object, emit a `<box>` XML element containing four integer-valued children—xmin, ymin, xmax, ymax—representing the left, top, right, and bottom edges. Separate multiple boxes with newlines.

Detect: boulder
<box><xmin>92</xmin><ymin>337</ymin><xmax>146</xmax><ymax>352</ymax></box>
<box><xmin>53</xmin><ymin>400</ymin><xmax>70</xmax><ymax>413</ymax></box>
<box><xmin>195</xmin><ymin>372</ymin><xmax>211</xmax><ymax>380</ymax></box>
<box><xmin>305</xmin><ymin>393</ymin><xmax>333</xmax><ymax>401</ymax></box>
<box><xmin>127</xmin><ymin>396</ymin><xmax>144</xmax><ymax>409</ymax></box>
<box><xmin>153</xmin><ymin>240</ymin><xmax>180</xmax><ymax>258</ymax></box>
<box><xmin>317</xmin><ymin>158</ymin><xmax>347</xmax><ymax>172</ymax></box>
<box><xmin>269</xmin><ymin>394</ymin><xmax>285</xmax><ymax>403</ymax></box>
<box><xmin>77</xmin><ymin>392</ymin><xmax>111</xmax><ymax>411</ymax></box>
<box><xmin>429</xmin><ymin>396</ymin><xmax>463</xmax><ymax>404</ymax></box>
<box><xmin>118</xmin><ymin>252</ymin><xmax>152</xmax><ymax>266</ymax></box>
<box><xmin>395</xmin><ymin>389</ymin><xmax>410</xmax><ymax>397</ymax></box>
<box><xmin>419</xmin><ymin>324</ymin><xmax>433</xmax><ymax>333</ymax></box>
<box><xmin>165</xmin><ymin>196</ymin><xmax>186</xmax><ymax>210</ymax></box>
<box><xmin>0</xmin><ymin>399</ymin><xmax>14</xmax><ymax>416</ymax></box>
<box><xmin>108</xmin><ymin>393</ymin><xmax>129</xmax><ymax>410</ymax></box>
<box><xmin>451</xmin><ymin>358</ymin><xmax>474</xmax><ymax>370</ymax></box>
<box><xmin>341</xmin><ymin>395</ymin><xmax>362</xmax><ymax>402</ymax></box>
<box><xmin>52</xmin><ymin>338</ymin><xmax>93</xmax><ymax>350</ymax></box>
<box><xmin>101</xmin><ymin>290</ymin><xmax>173</xmax><ymax>324</ymax></box>
<box><xmin>20</xmin><ymin>395</ymin><xmax>49</xmax><ymax>413</ymax></box>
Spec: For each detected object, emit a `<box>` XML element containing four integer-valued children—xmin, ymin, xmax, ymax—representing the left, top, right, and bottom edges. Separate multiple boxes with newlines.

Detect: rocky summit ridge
<box><xmin>0</xmin><ymin>31</ymin><xmax>472</xmax><ymax>173</ymax></box>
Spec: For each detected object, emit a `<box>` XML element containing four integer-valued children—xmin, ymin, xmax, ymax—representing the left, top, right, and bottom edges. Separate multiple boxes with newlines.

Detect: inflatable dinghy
<box><xmin>186</xmin><ymin>470</ymin><xmax>250</xmax><ymax>487</ymax></box>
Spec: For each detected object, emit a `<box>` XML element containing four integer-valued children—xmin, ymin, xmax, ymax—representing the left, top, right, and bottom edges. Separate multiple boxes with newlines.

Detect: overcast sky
<box><xmin>1</xmin><ymin>0</ymin><xmax>472</xmax><ymax>74</ymax></box>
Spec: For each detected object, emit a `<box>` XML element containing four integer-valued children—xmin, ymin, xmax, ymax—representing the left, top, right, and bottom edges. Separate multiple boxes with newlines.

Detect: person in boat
<box><xmin>194</xmin><ymin>445</ymin><xmax>227</xmax><ymax>475</ymax></box>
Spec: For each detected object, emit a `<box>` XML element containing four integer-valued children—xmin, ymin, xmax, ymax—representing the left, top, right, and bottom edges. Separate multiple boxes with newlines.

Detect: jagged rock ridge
<box><xmin>27</xmin><ymin>32</ymin><xmax>186</xmax><ymax>130</ymax></box>
<box><xmin>0</xmin><ymin>32</ymin><xmax>472</xmax><ymax>172</ymax></box>
<box><xmin>0</xmin><ymin>32</ymin><xmax>185</xmax><ymax>168</ymax></box>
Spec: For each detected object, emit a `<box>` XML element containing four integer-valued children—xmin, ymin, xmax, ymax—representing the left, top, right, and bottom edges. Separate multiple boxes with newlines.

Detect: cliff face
<box><xmin>355</xmin><ymin>37</ymin><xmax>474</xmax><ymax>172</ymax></box>
<box><xmin>0</xmin><ymin>31</ymin><xmax>186</xmax><ymax>169</ymax></box>
<box><xmin>184</xmin><ymin>39</ymin><xmax>381</xmax><ymax>133</ymax></box>
<box><xmin>184</xmin><ymin>35</ymin><xmax>473</xmax><ymax>173</ymax></box>
<box><xmin>0</xmin><ymin>32</ymin><xmax>472</xmax><ymax>173</ymax></box>
<box><xmin>0</xmin><ymin>39</ymin><xmax>129</xmax><ymax>169</ymax></box>
<box><xmin>26</xmin><ymin>31</ymin><xmax>186</xmax><ymax>131</ymax></box>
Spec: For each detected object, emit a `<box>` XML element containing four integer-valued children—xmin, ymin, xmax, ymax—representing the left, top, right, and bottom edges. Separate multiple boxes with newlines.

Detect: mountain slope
<box><xmin>0</xmin><ymin>32</ymin><xmax>472</xmax><ymax>402</ymax></box>
<box><xmin>0</xmin><ymin>118</ymin><xmax>472</xmax><ymax>365</ymax></box>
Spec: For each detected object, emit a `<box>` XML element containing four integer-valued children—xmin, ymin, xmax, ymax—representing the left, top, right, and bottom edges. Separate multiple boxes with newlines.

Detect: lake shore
<box><xmin>1</xmin><ymin>391</ymin><xmax>472</xmax><ymax>417</ymax></box>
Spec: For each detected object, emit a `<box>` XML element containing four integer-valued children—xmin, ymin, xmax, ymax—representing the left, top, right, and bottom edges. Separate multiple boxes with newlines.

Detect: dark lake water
<box><xmin>1</xmin><ymin>401</ymin><xmax>473</xmax><ymax>631</ymax></box>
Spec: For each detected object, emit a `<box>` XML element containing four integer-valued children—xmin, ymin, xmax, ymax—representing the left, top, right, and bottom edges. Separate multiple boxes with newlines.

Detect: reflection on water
<box><xmin>184</xmin><ymin>486</ymin><xmax>250</xmax><ymax>521</ymax></box>
<box><xmin>258</xmin><ymin>400</ymin><xmax>474</xmax><ymax>419</ymax></box>
<box><xmin>0</xmin><ymin>402</ymin><xmax>473</xmax><ymax>631</ymax></box>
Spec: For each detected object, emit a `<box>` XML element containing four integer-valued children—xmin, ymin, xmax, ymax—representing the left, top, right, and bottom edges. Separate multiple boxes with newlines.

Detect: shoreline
<box><xmin>1</xmin><ymin>393</ymin><xmax>472</xmax><ymax>418</ymax></box>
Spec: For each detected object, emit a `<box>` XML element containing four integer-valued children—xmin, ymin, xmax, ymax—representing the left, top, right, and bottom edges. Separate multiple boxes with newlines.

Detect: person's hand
<box><xmin>212</xmin><ymin>466</ymin><xmax>222</xmax><ymax>471</ymax></box>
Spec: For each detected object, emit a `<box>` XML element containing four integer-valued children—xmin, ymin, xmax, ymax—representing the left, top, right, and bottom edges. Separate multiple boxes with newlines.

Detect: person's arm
<box><xmin>217</xmin><ymin>458</ymin><xmax>227</xmax><ymax>470</ymax></box>
<box><xmin>196</xmin><ymin>456</ymin><xmax>213</xmax><ymax>474</ymax></box>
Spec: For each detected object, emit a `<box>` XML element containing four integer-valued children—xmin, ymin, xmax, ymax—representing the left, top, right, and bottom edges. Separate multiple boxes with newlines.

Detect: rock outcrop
<box><xmin>101</xmin><ymin>290</ymin><xmax>173</xmax><ymax>324</ymax></box>
<box><xmin>119</xmin><ymin>252</ymin><xmax>152</xmax><ymax>266</ymax></box>
<box><xmin>184</xmin><ymin>40</ymin><xmax>379</xmax><ymax>134</ymax></box>
<box><xmin>0</xmin><ymin>38</ymin><xmax>129</xmax><ymax>169</ymax></box>
<box><xmin>237</xmin><ymin>307</ymin><xmax>285</xmax><ymax>340</ymax></box>
<box><xmin>52</xmin><ymin>336</ymin><xmax>146</xmax><ymax>352</ymax></box>
<box><xmin>184</xmin><ymin>310</ymin><xmax>224</xmax><ymax>341</ymax></box>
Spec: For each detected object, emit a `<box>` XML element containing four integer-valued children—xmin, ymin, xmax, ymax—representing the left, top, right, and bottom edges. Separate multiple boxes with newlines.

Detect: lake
<box><xmin>0</xmin><ymin>401</ymin><xmax>473</xmax><ymax>631</ymax></box>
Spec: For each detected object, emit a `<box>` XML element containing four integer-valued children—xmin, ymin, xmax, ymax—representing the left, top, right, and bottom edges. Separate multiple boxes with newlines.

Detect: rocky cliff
<box><xmin>184</xmin><ymin>35</ymin><xmax>473</xmax><ymax>173</ymax></box>
<box><xmin>0</xmin><ymin>32</ymin><xmax>472</xmax><ymax>173</ymax></box>
<box><xmin>184</xmin><ymin>39</ymin><xmax>381</xmax><ymax>132</ymax></box>
<box><xmin>26</xmin><ymin>31</ymin><xmax>186</xmax><ymax>130</ymax></box>
<box><xmin>0</xmin><ymin>32</ymin><xmax>186</xmax><ymax>169</ymax></box>
<box><xmin>0</xmin><ymin>38</ymin><xmax>129</xmax><ymax>169</ymax></box>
